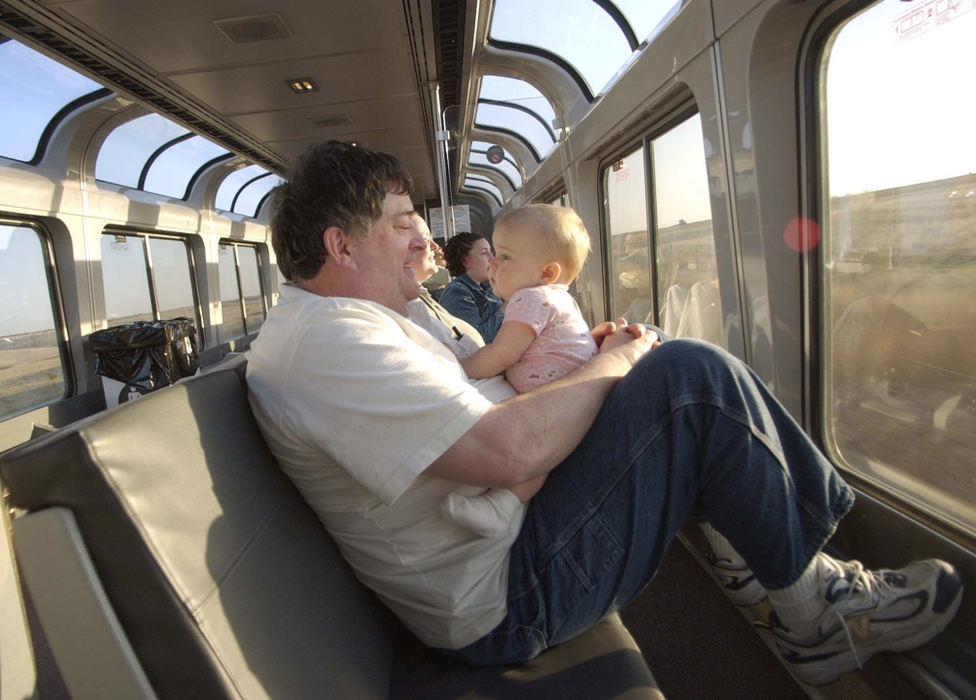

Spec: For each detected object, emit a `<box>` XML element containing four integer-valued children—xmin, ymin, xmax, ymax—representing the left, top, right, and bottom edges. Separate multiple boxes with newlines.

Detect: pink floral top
<box><xmin>502</xmin><ymin>284</ymin><xmax>598</xmax><ymax>393</ymax></box>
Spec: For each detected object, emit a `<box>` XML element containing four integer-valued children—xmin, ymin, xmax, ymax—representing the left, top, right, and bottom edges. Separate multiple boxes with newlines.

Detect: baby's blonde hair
<box><xmin>495</xmin><ymin>204</ymin><xmax>590</xmax><ymax>282</ymax></box>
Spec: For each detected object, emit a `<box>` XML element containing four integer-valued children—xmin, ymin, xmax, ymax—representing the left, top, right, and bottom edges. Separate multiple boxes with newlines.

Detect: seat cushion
<box><xmin>390</xmin><ymin>613</ymin><xmax>662</xmax><ymax>700</ymax></box>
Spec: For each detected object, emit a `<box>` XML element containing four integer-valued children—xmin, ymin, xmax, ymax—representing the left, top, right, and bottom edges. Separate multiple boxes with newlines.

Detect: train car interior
<box><xmin>0</xmin><ymin>0</ymin><xmax>973</xmax><ymax>697</ymax></box>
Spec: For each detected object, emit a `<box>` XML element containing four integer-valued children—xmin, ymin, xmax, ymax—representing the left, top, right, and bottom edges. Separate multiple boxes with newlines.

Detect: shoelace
<box><xmin>826</xmin><ymin>559</ymin><xmax>894</xmax><ymax>672</ymax></box>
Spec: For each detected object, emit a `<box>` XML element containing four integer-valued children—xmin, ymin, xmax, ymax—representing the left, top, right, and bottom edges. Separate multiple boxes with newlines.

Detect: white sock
<box><xmin>441</xmin><ymin>489</ymin><xmax>521</xmax><ymax>538</ymax></box>
<box><xmin>767</xmin><ymin>555</ymin><xmax>828</xmax><ymax>633</ymax></box>
<box><xmin>699</xmin><ymin>522</ymin><xmax>746</xmax><ymax>565</ymax></box>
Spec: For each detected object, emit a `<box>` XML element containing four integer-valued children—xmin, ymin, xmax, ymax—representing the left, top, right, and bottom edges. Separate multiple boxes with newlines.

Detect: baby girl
<box><xmin>442</xmin><ymin>203</ymin><xmax>599</xmax><ymax>537</ymax></box>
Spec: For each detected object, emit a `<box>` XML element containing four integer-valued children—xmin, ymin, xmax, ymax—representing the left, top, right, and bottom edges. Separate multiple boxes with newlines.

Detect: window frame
<box><xmin>0</xmin><ymin>216</ymin><xmax>73</xmax><ymax>416</ymax></box>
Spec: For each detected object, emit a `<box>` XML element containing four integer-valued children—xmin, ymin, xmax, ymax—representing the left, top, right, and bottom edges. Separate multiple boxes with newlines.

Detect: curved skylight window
<box><xmin>476</xmin><ymin>76</ymin><xmax>557</xmax><ymax>161</ymax></box>
<box><xmin>234</xmin><ymin>174</ymin><xmax>284</xmax><ymax>218</ymax></box>
<box><xmin>216</xmin><ymin>165</ymin><xmax>265</xmax><ymax>211</ymax></box>
<box><xmin>469</xmin><ymin>141</ymin><xmax>522</xmax><ymax>189</ymax></box>
<box><xmin>614</xmin><ymin>0</ymin><xmax>682</xmax><ymax>45</ymax></box>
<box><xmin>96</xmin><ymin>114</ymin><xmax>188</xmax><ymax>189</ymax></box>
<box><xmin>0</xmin><ymin>39</ymin><xmax>106</xmax><ymax>163</ymax></box>
<box><xmin>143</xmin><ymin>135</ymin><xmax>231</xmax><ymax>199</ymax></box>
<box><xmin>464</xmin><ymin>175</ymin><xmax>504</xmax><ymax>206</ymax></box>
<box><xmin>489</xmin><ymin>0</ymin><xmax>632</xmax><ymax>97</ymax></box>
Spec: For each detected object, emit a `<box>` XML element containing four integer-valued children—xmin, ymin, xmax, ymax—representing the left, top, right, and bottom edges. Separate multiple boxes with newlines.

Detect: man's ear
<box><xmin>541</xmin><ymin>260</ymin><xmax>562</xmax><ymax>285</ymax></box>
<box><xmin>322</xmin><ymin>226</ymin><xmax>356</xmax><ymax>268</ymax></box>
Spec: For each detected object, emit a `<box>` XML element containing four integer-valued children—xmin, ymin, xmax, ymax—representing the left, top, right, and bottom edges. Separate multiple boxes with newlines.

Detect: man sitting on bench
<box><xmin>245</xmin><ymin>140</ymin><xmax>962</xmax><ymax>686</ymax></box>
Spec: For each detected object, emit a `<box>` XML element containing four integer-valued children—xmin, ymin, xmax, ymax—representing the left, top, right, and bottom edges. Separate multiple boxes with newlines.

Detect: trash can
<box><xmin>90</xmin><ymin>318</ymin><xmax>199</xmax><ymax>409</ymax></box>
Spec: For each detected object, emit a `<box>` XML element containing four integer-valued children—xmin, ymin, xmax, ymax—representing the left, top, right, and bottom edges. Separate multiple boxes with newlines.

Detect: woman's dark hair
<box><xmin>442</xmin><ymin>232</ymin><xmax>486</xmax><ymax>277</ymax></box>
<box><xmin>270</xmin><ymin>140</ymin><xmax>413</xmax><ymax>282</ymax></box>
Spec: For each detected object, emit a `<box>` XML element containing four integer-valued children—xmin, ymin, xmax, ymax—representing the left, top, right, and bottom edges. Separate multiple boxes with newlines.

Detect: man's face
<box><xmin>407</xmin><ymin>215</ymin><xmax>439</xmax><ymax>283</ymax></box>
<box><xmin>353</xmin><ymin>192</ymin><xmax>424</xmax><ymax>315</ymax></box>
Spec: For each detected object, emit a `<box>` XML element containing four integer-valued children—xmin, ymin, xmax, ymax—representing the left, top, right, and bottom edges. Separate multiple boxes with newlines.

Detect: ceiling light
<box><xmin>287</xmin><ymin>78</ymin><xmax>318</xmax><ymax>94</ymax></box>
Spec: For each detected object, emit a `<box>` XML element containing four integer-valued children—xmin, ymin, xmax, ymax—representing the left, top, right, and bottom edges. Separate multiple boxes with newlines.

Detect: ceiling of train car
<box><xmin>0</xmin><ymin>0</ymin><xmax>445</xmax><ymax>201</ymax></box>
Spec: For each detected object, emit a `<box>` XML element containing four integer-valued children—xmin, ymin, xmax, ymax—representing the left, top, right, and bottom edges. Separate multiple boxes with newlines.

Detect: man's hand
<box><xmin>598</xmin><ymin>319</ymin><xmax>659</xmax><ymax>366</ymax></box>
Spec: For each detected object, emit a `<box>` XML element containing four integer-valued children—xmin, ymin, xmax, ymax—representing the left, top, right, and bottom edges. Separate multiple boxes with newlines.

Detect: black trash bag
<box><xmin>90</xmin><ymin>318</ymin><xmax>199</xmax><ymax>394</ymax></box>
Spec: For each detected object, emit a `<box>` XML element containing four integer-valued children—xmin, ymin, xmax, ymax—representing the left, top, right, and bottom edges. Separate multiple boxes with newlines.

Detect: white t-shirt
<box><xmin>246</xmin><ymin>284</ymin><xmax>520</xmax><ymax>648</ymax></box>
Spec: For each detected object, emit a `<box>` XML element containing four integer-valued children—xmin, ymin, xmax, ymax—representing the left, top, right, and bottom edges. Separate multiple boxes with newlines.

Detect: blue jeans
<box><xmin>449</xmin><ymin>339</ymin><xmax>854</xmax><ymax>665</ymax></box>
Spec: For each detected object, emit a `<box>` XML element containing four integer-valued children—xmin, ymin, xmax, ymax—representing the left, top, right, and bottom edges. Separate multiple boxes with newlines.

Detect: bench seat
<box><xmin>0</xmin><ymin>358</ymin><xmax>661</xmax><ymax>699</ymax></box>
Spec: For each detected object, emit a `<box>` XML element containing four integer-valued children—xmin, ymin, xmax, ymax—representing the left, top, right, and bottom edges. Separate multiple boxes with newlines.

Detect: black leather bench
<box><xmin>0</xmin><ymin>357</ymin><xmax>661</xmax><ymax>699</ymax></box>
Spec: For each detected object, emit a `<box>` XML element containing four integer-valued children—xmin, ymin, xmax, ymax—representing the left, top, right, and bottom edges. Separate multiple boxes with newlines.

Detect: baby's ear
<box><xmin>541</xmin><ymin>261</ymin><xmax>562</xmax><ymax>284</ymax></box>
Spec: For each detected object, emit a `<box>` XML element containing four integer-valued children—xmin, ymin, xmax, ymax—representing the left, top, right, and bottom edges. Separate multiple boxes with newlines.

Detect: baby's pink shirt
<box><xmin>502</xmin><ymin>284</ymin><xmax>598</xmax><ymax>393</ymax></box>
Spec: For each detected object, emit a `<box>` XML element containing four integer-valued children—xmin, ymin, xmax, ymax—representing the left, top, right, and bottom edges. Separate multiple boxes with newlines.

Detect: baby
<box><xmin>441</xmin><ymin>203</ymin><xmax>598</xmax><ymax>537</ymax></box>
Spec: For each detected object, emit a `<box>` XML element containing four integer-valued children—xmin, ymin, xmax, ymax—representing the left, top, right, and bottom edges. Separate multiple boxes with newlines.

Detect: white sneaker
<box><xmin>706</xmin><ymin>552</ymin><xmax>767</xmax><ymax>606</ymax></box>
<box><xmin>767</xmin><ymin>556</ymin><xmax>963</xmax><ymax>685</ymax></box>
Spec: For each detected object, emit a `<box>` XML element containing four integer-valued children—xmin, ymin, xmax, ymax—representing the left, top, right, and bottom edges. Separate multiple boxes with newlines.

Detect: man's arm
<box><xmin>426</xmin><ymin>324</ymin><xmax>657</xmax><ymax>489</ymax></box>
<box><xmin>460</xmin><ymin>321</ymin><xmax>536</xmax><ymax>379</ymax></box>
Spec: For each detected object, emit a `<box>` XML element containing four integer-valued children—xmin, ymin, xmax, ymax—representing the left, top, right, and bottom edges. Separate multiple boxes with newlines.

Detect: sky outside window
<box><xmin>0</xmin><ymin>40</ymin><xmax>103</xmax><ymax>162</ymax></box>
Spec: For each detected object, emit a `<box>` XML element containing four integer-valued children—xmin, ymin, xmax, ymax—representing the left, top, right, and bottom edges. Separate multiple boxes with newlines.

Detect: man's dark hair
<box><xmin>442</xmin><ymin>232</ymin><xmax>487</xmax><ymax>277</ymax></box>
<box><xmin>270</xmin><ymin>141</ymin><xmax>413</xmax><ymax>282</ymax></box>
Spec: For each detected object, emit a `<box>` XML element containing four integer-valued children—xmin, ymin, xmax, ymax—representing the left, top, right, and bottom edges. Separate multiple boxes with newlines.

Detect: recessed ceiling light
<box><xmin>287</xmin><ymin>78</ymin><xmax>318</xmax><ymax>94</ymax></box>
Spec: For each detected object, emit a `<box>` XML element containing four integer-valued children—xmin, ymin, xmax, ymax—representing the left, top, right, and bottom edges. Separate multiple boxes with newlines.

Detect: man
<box><xmin>406</xmin><ymin>212</ymin><xmax>483</xmax><ymax>356</ymax></box>
<box><xmin>246</xmin><ymin>141</ymin><xmax>962</xmax><ymax>686</ymax></box>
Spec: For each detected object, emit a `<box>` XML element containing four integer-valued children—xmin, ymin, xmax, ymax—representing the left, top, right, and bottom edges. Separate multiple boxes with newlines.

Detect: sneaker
<box><xmin>767</xmin><ymin>557</ymin><xmax>963</xmax><ymax>686</ymax></box>
<box><xmin>706</xmin><ymin>551</ymin><xmax>767</xmax><ymax>606</ymax></box>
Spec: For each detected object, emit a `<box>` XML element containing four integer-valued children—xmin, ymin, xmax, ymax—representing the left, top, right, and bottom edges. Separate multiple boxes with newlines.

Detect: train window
<box><xmin>218</xmin><ymin>241</ymin><xmax>266</xmax><ymax>341</ymax></box>
<box><xmin>651</xmin><ymin>115</ymin><xmax>723</xmax><ymax>346</ymax></box>
<box><xmin>821</xmin><ymin>0</ymin><xmax>976</xmax><ymax>535</ymax></box>
<box><xmin>148</xmin><ymin>238</ymin><xmax>196</xmax><ymax>320</ymax></box>
<box><xmin>603</xmin><ymin>146</ymin><xmax>651</xmax><ymax>322</ymax></box>
<box><xmin>142</xmin><ymin>136</ymin><xmax>230</xmax><ymax>200</ymax></box>
<box><xmin>234</xmin><ymin>174</ymin><xmax>284</xmax><ymax>218</ymax></box>
<box><xmin>96</xmin><ymin>114</ymin><xmax>188</xmax><ymax>189</ymax></box>
<box><xmin>0</xmin><ymin>222</ymin><xmax>67</xmax><ymax>417</ymax></box>
<box><xmin>488</xmin><ymin>0</ymin><xmax>680</xmax><ymax>98</ymax></box>
<box><xmin>100</xmin><ymin>232</ymin><xmax>200</xmax><ymax>333</ymax></box>
<box><xmin>476</xmin><ymin>77</ymin><xmax>557</xmax><ymax>161</ymax></box>
<box><xmin>0</xmin><ymin>39</ymin><xmax>103</xmax><ymax>163</ymax></box>
<box><xmin>602</xmin><ymin>114</ymin><xmax>722</xmax><ymax>343</ymax></box>
<box><xmin>469</xmin><ymin>141</ymin><xmax>522</xmax><ymax>190</ymax></box>
<box><xmin>100</xmin><ymin>234</ymin><xmax>153</xmax><ymax>324</ymax></box>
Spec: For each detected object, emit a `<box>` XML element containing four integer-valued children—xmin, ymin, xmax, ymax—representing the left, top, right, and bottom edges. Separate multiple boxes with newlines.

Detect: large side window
<box><xmin>0</xmin><ymin>222</ymin><xmax>68</xmax><ymax>417</ymax></box>
<box><xmin>821</xmin><ymin>0</ymin><xmax>976</xmax><ymax>535</ymax></box>
<box><xmin>601</xmin><ymin>113</ymin><xmax>722</xmax><ymax>344</ymax></box>
<box><xmin>218</xmin><ymin>241</ymin><xmax>267</xmax><ymax>342</ymax></box>
<box><xmin>100</xmin><ymin>231</ymin><xmax>201</xmax><ymax>335</ymax></box>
